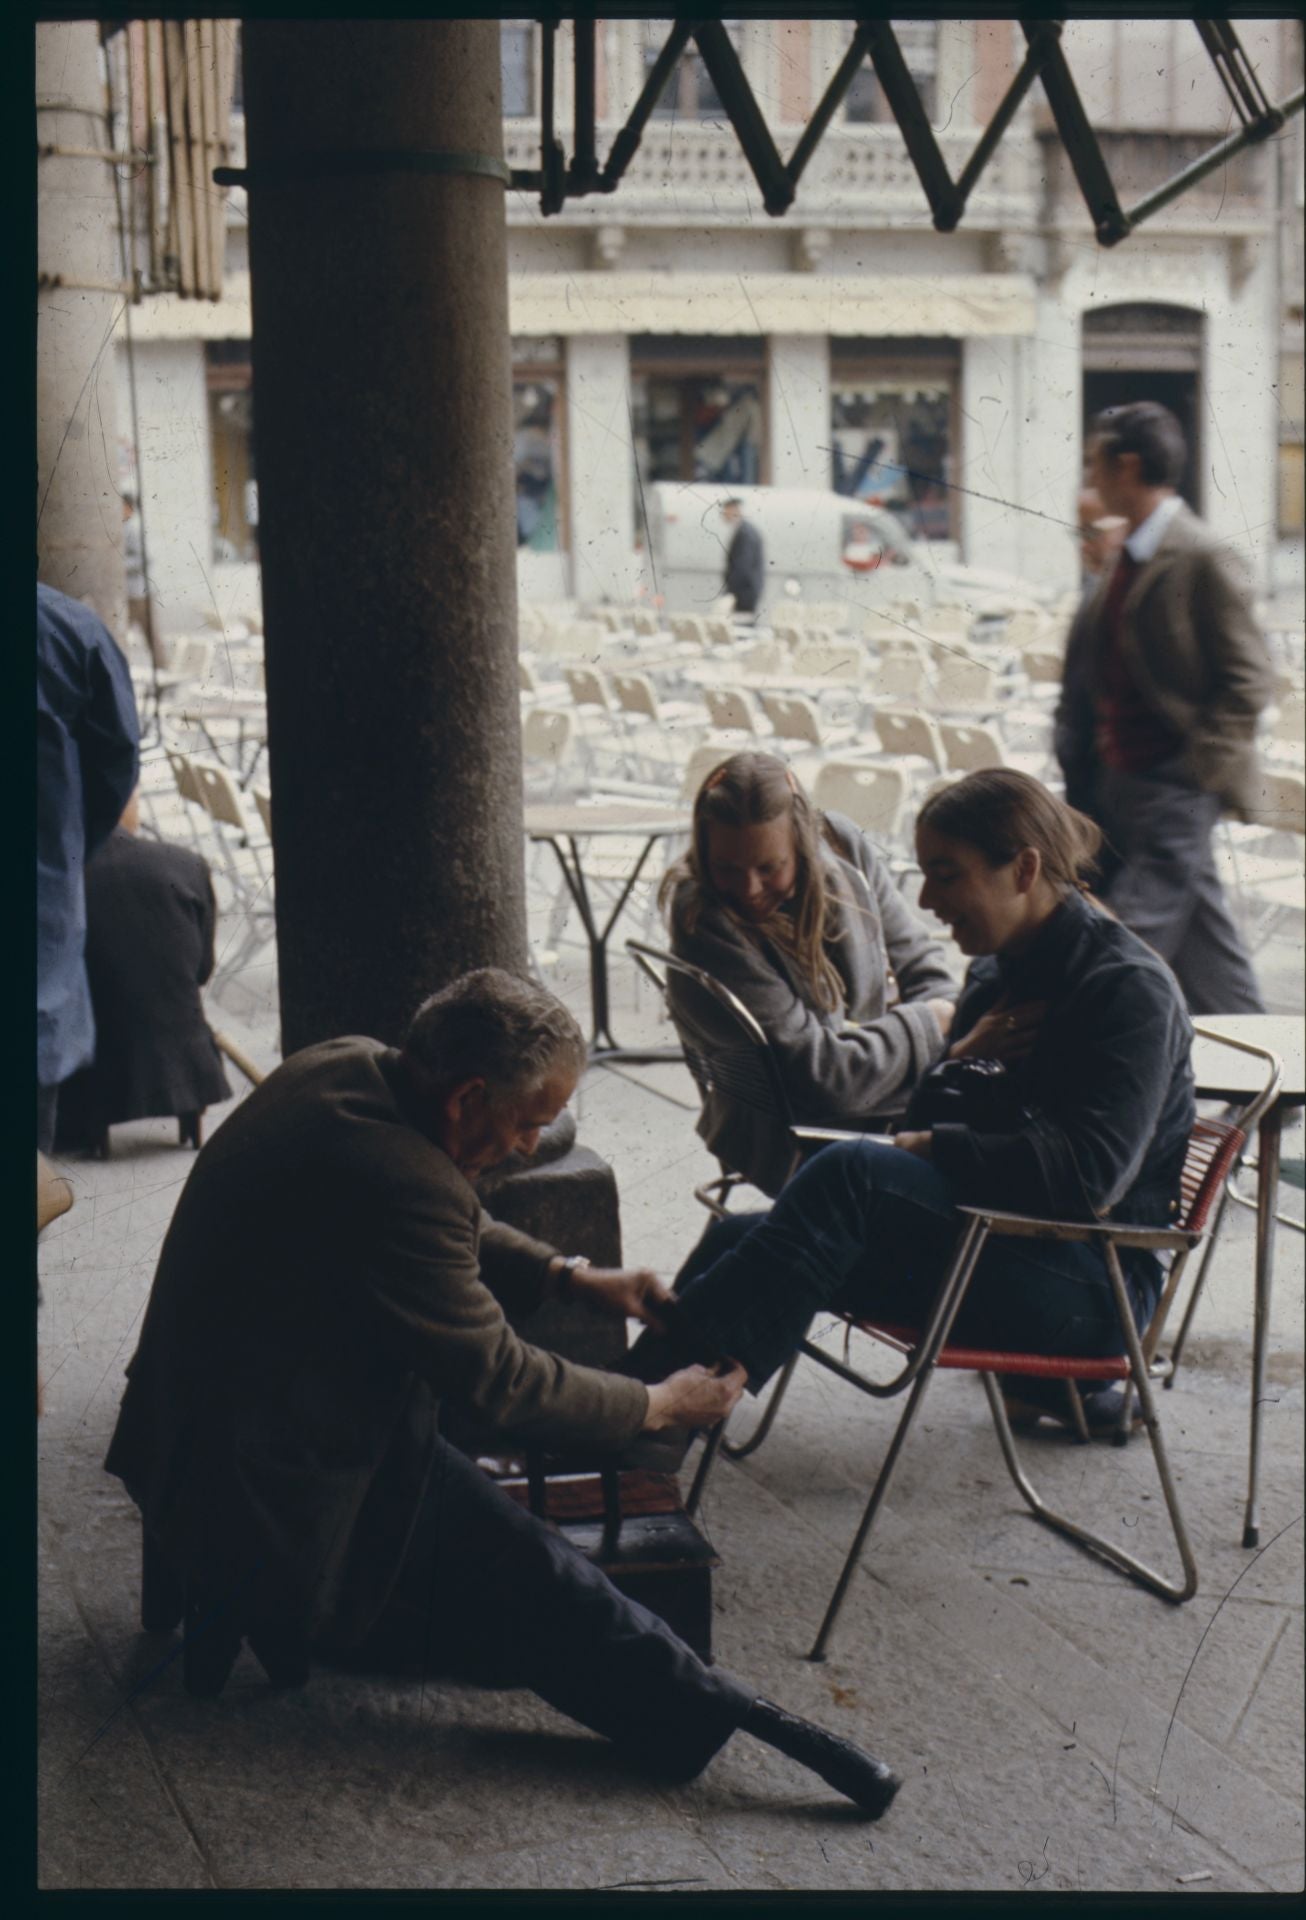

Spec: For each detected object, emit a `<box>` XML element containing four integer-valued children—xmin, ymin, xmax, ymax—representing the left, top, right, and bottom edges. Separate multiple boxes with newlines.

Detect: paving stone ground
<box><xmin>35</xmin><ymin>882</ymin><xmax>1304</xmax><ymax>1893</ymax></box>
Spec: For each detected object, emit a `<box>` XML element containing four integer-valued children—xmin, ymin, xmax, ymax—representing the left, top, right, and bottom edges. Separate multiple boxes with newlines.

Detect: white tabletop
<box><xmin>524</xmin><ymin>802</ymin><xmax>690</xmax><ymax>838</ymax></box>
<box><xmin>1192</xmin><ymin>1015</ymin><xmax>1305</xmax><ymax>1105</ymax></box>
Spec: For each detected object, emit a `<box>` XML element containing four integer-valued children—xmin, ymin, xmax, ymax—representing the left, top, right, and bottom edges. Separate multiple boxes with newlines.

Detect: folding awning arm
<box><xmin>507</xmin><ymin>16</ymin><xmax>1304</xmax><ymax>248</ymax></box>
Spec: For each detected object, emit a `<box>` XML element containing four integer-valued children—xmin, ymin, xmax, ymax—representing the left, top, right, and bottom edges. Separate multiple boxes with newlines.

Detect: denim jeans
<box><xmin>670</xmin><ymin>1139</ymin><xmax>1143</xmax><ymax>1394</ymax></box>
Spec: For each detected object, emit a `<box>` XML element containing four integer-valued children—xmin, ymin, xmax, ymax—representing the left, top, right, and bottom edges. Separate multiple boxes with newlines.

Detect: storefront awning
<box><xmin>509</xmin><ymin>272</ymin><xmax>1037</xmax><ymax>339</ymax></box>
<box><xmin>121</xmin><ymin>270</ymin><xmax>1037</xmax><ymax>344</ymax></box>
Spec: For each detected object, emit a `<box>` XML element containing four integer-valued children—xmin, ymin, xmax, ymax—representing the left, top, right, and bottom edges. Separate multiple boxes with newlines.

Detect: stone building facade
<box><xmin>113</xmin><ymin>17</ymin><xmax>1300</xmax><ymax>638</ymax></box>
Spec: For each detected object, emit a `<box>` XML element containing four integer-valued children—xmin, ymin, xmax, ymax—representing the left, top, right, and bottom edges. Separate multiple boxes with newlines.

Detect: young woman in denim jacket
<box><xmin>633</xmin><ymin>770</ymin><xmax>1196</xmax><ymax>1434</ymax></box>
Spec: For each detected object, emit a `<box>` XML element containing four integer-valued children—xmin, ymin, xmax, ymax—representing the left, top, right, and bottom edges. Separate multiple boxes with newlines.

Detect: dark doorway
<box><xmin>1081</xmin><ymin>303</ymin><xmax>1203</xmax><ymax>513</ymax></box>
<box><xmin>1083</xmin><ymin>369</ymin><xmax>1201</xmax><ymax>512</ymax></box>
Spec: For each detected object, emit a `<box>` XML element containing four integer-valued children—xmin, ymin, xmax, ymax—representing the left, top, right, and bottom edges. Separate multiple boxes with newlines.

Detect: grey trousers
<box><xmin>1096</xmin><ymin>760</ymin><xmax>1265</xmax><ymax>1016</ymax></box>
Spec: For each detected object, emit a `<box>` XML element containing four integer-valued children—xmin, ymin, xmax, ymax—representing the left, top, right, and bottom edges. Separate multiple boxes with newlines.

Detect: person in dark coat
<box><xmin>1054</xmin><ymin>487</ymin><xmax>1128</xmax><ymax>821</ymax></box>
<box><xmin>37</xmin><ymin>583</ymin><xmax>140</xmax><ymax>1152</ymax></box>
<box><xmin>104</xmin><ymin>969</ymin><xmax>903</xmax><ymax>1818</ymax></box>
<box><xmin>55</xmin><ymin>791</ymin><xmax>232</xmax><ymax>1154</ymax></box>
<box><xmin>719</xmin><ymin>497</ymin><xmax>765</xmax><ymax>614</ymax></box>
<box><xmin>1082</xmin><ymin>402</ymin><xmax>1274</xmax><ymax>1014</ymax></box>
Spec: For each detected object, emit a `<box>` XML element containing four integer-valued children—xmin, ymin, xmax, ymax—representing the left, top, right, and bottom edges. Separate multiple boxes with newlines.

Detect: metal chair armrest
<box><xmin>954</xmin><ymin>1204</ymin><xmax>1200</xmax><ymax>1254</ymax></box>
<box><xmin>790</xmin><ymin>1125</ymin><xmax>876</xmax><ymax>1146</ymax></box>
<box><xmin>1191</xmin><ymin>1023</ymin><xmax>1283</xmax><ymax>1135</ymax></box>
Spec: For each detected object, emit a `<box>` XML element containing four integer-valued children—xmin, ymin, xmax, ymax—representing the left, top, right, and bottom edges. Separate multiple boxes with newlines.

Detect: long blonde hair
<box><xmin>660</xmin><ymin>750</ymin><xmax>846</xmax><ymax>1013</ymax></box>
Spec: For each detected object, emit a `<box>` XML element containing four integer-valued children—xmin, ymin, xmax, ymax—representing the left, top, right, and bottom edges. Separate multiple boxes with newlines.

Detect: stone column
<box><xmin>36</xmin><ymin>22</ymin><xmax>127</xmax><ymax>635</ymax></box>
<box><xmin>565</xmin><ymin>334</ymin><xmax>634</xmax><ymax>602</ymax></box>
<box><xmin>243</xmin><ymin>21</ymin><xmax>528</xmax><ymax>1052</ymax></box>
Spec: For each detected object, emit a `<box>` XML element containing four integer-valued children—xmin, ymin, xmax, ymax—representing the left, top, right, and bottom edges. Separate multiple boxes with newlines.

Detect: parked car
<box><xmin>641</xmin><ymin>482</ymin><xmax>1049</xmax><ymax>622</ymax></box>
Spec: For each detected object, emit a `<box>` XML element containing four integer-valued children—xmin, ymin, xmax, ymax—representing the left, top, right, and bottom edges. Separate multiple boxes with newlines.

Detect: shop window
<box><xmin>632</xmin><ymin>369</ymin><xmax>763</xmax><ymax>487</ymax></box>
<box><xmin>642</xmin><ymin>21</ymin><xmax>741</xmax><ymax>120</ymax></box>
<box><xmin>514</xmin><ymin>375</ymin><xmax>562</xmax><ymax>551</ymax></box>
<box><xmin>501</xmin><ymin>20</ymin><xmax>535</xmax><ymax>119</ymax></box>
<box><xmin>843</xmin><ymin>21</ymin><xmax>938</xmax><ymax>125</ymax></box>
<box><xmin>206</xmin><ymin>345</ymin><xmax>257</xmax><ymax>565</ymax></box>
<box><xmin>831</xmin><ymin>364</ymin><xmax>955</xmax><ymax>542</ymax></box>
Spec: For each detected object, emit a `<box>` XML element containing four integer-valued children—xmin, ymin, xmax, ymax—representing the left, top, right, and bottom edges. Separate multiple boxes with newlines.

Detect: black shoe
<box><xmin>743</xmin><ymin>1698</ymin><xmax>901</xmax><ymax>1819</ymax></box>
<box><xmin>622</xmin><ymin>1300</ymin><xmax>725</xmax><ymax>1385</ymax></box>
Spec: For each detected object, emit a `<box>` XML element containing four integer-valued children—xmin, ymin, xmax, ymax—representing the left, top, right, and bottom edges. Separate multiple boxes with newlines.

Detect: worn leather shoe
<box><xmin>743</xmin><ymin>1698</ymin><xmax>902</xmax><ymax>1819</ymax></box>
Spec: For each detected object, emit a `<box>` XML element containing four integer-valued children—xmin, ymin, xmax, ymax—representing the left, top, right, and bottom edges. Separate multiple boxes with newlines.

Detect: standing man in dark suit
<box><xmin>54</xmin><ymin>790</ymin><xmax>232</xmax><ymax>1155</ymax></box>
<box><xmin>719</xmin><ymin>496</ymin><xmax>765</xmax><ymax>615</ymax></box>
<box><xmin>37</xmin><ymin>583</ymin><xmax>140</xmax><ymax>1152</ymax></box>
<box><xmin>105</xmin><ymin>969</ymin><xmax>902</xmax><ymax>1818</ymax></box>
<box><xmin>1082</xmin><ymin>402</ymin><xmax>1274</xmax><ymax>1014</ymax></box>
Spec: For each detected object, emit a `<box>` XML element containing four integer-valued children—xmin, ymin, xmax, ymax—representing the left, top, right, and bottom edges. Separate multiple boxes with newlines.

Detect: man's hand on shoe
<box><xmin>643</xmin><ymin>1361</ymin><xmax>747</xmax><ymax>1432</ymax></box>
<box><xmin>562</xmin><ymin>1262</ymin><xmax>676</xmax><ymax>1327</ymax></box>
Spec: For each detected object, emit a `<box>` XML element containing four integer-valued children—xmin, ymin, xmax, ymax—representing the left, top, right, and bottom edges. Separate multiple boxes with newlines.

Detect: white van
<box><xmin>641</xmin><ymin>481</ymin><xmax>1046</xmax><ymax>622</ymax></box>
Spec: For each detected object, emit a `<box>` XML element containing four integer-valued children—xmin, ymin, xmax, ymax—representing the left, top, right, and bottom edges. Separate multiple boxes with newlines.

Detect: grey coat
<box><xmin>668</xmin><ymin>812</ymin><xmax>957</xmax><ymax>1195</ymax></box>
<box><xmin>1076</xmin><ymin>504</ymin><xmax>1274</xmax><ymax>817</ymax></box>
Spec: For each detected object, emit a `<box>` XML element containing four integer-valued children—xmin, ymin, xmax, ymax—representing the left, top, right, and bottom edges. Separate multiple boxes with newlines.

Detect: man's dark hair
<box><xmin>1090</xmin><ymin>401</ymin><xmax>1186</xmax><ymax>490</ymax></box>
<box><xmin>404</xmin><ymin>967</ymin><xmax>585</xmax><ymax>1101</ymax></box>
<box><xmin>722</xmin><ymin>496</ymin><xmax>743</xmax><ymax>508</ymax></box>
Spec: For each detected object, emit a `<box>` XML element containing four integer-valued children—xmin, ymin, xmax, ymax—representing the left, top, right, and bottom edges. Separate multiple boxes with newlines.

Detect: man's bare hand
<box><xmin>948</xmin><ymin>999</ymin><xmax>1046</xmax><ymax>1064</ymax></box>
<box><xmin>565</xmin><ymin>1264</ymin><xmax>674</xmax><ymax>1327</ymax></box>
<box><xmin>643</xmin><ymin>1362</ymin><xmax>747</xmax><ymax>1432</ymax></box>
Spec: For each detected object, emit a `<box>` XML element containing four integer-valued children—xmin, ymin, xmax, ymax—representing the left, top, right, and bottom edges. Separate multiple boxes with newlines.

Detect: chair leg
<box><xmin>1164</xmin><ymin>1188</ymin><xmax>1228</xmax><ymax>1387</ymax></box>
<box><xmin>807</xmin><ymin>1358</ymin><xmax>941</xmax><ymax>1662</ymax></box>
<box><xmin>684</xmin><ymin>1423</ymin><xmax>724</xmax><ymax>1518</ymax></box>
<box><xmin>140</xmin><ymin>1525</ymin><xmax>184</xmax><ymax>1633</ymax></box>
<box><xmin>979</xmin><ymin>1276</ymin><xmax>1198</xmax><ymax>1605</ymax></box>
<box><xmin>245</xmin><ymin>1620</ymin><xmax>311</xmax><ymax>1690</ymax></box>
<box><xmin>182</xmin><ymin>1581</ymin><xmax>245</xmax><ymax>1698</ymax></box>
<box><xmin>722</xmin><ymin>1350</ymin><xmax>800</xmax><ymax>1462</ymax></box>
<box><xmin>1063</xmin><ymin>1380</ymin><xmax>1092</xmax><ymax>1444</ymax></box>
<box><xmin>178</xmin><ymin>1112</ymin><xmax>202</xmax><ymax>1150</ymax></box>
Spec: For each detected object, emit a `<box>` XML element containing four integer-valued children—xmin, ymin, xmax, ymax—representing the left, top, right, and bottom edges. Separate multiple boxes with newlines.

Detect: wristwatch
<box><xmin>557</xmin><ymin>1254</ymin><xmax>590</xmax><ymax>1291</ymax></box>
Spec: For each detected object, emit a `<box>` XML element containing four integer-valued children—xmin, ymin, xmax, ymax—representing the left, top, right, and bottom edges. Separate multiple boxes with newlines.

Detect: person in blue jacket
<box><xmin>37</xmin><ymin>583</ymin><xmax>140</xmax><ymax>1153</ymax></box>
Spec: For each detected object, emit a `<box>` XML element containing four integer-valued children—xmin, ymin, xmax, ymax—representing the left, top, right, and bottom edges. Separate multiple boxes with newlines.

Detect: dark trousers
<box><xmin>332</xmin><ymin>1433</ymin><xmax>753</xmax><ymax>1782</ymax></box>
<box><xmin>667</xmin><ymin>1140</ymin><xmax>1144</xmax><ymax>1394</ymax></box>
<box><xmin>1096</xmin><ymin>760</ymin><xmax>1265</xmax><ymax>1016</ymax></box>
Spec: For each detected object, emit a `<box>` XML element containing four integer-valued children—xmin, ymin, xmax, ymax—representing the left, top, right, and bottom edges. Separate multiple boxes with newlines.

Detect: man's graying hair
<box><xmin>403</xmin><ymin>968</ymin><xmax>585</xmax><ymax>1100</ymax></box>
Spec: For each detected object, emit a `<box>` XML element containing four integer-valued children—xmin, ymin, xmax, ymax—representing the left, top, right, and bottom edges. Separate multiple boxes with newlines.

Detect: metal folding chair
<box><xmin>687</xmin><ymin>1112</ymin><xmax>1243</xmax><ymax>1657</ymax></box>
<box><xmin>790</xmin><ymin>1116</ymin><xmax>1245</xmax><ymax>1657</ymax></box>
<box><xmin>626</xmin><ymin>939</ymin><xmax>862</xmax><ymax>1222</ymax></box>
<box><xmin>1165</xmin><ymin>1027</ymin><xmax>1290</xmax><ymax>1382</ymax></box>
<box><xmin>628</xmin><ymin>936</ymin><xmax>1249</xmax><ymax>1640</ymax></box>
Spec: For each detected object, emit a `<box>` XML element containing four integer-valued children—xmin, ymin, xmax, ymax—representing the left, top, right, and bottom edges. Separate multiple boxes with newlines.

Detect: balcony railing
<box><xmin>503</xmin><ymin>119</ymin><xmax>1037</xmax><ymax>227</ymax></box>
<box><xmin>1037</xmin><ymin>128</ymin><xmax>1273</xmax><ymax>225</ymax></box>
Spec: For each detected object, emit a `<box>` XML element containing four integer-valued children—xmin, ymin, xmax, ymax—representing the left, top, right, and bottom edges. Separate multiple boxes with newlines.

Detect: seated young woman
<box><xmin>663</xmin><ymin>750</ymin><xmax>959</xmax><ymax>1197</ymax></box>
<box><xmin>631</xmin><ymin>769</ymin><xmax>1195</xmax><ymax>1432</ymax></box>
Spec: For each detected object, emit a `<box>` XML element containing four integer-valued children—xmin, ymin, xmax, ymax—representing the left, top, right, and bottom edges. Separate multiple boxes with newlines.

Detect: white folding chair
<box><xmin>871</xmin><ymin>706</ymin><xmax>947</xmax><ymax>782</ymax></box>
<box><xmin>812</xmin><ymin>760</ymin><xmax>910</xmax><ymax>848</ymax></box>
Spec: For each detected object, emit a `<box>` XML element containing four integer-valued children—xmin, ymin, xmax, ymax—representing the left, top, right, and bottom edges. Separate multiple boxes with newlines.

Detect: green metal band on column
<box><xmin>214</xmin><ymin>149</ymin><xmax>512</xmax><ymax>189</ymax></box>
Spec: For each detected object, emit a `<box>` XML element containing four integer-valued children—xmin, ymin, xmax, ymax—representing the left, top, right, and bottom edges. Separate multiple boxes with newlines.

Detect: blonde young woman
<box><xmin>662</xmin><ymin>750</ymin><xmax>958</xmax><ymax>1196</ymax></box>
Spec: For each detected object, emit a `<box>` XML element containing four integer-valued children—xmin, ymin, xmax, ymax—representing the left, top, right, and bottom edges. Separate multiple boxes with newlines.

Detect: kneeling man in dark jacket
<box><xmin>105</xmin><ymin>968</ymin><xmax>900</xmax><ymax>1816</ymax></box>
